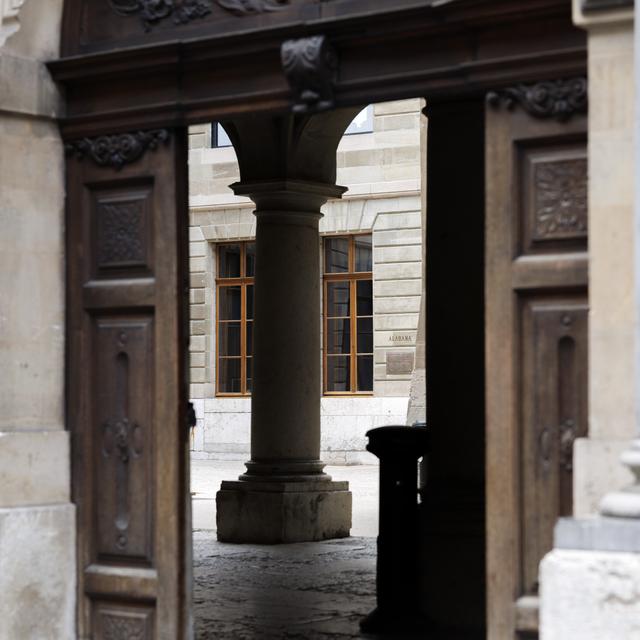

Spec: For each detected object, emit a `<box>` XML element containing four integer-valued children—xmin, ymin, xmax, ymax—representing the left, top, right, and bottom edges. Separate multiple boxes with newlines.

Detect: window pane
<box><xmin>246</xmin><ymin>357</ymin><xmax>252</xmax><ymax>393</ymax></box>
<box><xmin>357</xmin><ymin>280</ymin><xmax>373</xmax><ymax>316</ymax></box>
<box><xmin>246</xmin><ymin>243</ymin><xmax>256</xmax><ymax>277</ymax></box>
<box><xmin>357</xmin><ymin>355</ymin><xmax>373</xmax><ymax>392</ymax></box>
<box><xmin>324</xmin><ymin>238</ymin><xmax>349</xmax><ymax>273</ymax></box>
<box><xmin>246</xmin><ymin>321</ymin><xmax>253</xmax><ymax>356</ymax></box>
<box><xmin>326</xmin><ymin>356</ymin><xmax>350</xmax><ymax>392</ymax></box>
<box><xmin>218</xmin><ymin>322</ymin><xmax>241</xmax><ymax>356</ymax></box>
<box><xmin>218</xmin><ymin>358</ymin><xmax>241</xmax><ymax>393</ymax></box>
<box><xmin>344</xmin><ymin>106</ymin><xmax>374</xmax><ymax>135</ymax></box>
<box><xmin>218</xmin><ymin>244</ymin><xmax>241</xmax><ymax>278</ymax></box>
<box><xmin>214</xmin><ymin>123</ymin><xmax>233</xmax><ymax>148</ymax></box>
<box><xmin>326</xmin><ymin>281</ymin><xmax>350</xmax><ymax>318</ymax></box>
<box><xmin>355</xmin><ymin>235</ymin><xmax>372</xmax><ymax>272</ymax></box>
<box><xmin>246</xmin><ymin>285</ymin><xmax>254</xmax><ymax>320</ymax></box>
<box><xmin>327</xmin><ymin>319</ymin><xmax>351</xmax><ymax>354</ymax></box>
<box><xmin>219</xmin><ymin>286</ymin><xmax>242</xmax><ymax>320</ymax></box>
<box><xmin>357</xmin><ymin>317</ymin><xmax>373</xmax><ymax>354</ymax></box>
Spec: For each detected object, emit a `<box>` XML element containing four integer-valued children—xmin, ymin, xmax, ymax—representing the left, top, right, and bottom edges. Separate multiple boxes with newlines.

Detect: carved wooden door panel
<box><xmin>485</xmin><ymin>80</ymin><xmax>588</xmax><ymax>640</ymax></box>
<box><xmin>66</xmin><ymin>128</ymin><xmax>190</xmax><ymax>639</ymax></box>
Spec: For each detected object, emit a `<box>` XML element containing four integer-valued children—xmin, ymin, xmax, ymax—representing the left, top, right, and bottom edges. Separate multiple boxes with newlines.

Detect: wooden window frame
<box><xmin>323</xmin><ymin>234</ymin><xmax>374</xmax><ymax>396</ymax></box>
<box><xmin>215</xmin><ymin>241</ymin><xmax>254</xmax><ymax>396</ymax></box>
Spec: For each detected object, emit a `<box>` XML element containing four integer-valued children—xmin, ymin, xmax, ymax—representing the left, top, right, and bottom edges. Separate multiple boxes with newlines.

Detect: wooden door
<box><xmin>485</xmin><ymin>80</ymin><xmax>588</xmax><ymax>640</ymax></box>
<box><xmin>66</xmin><ymin>127</ymin><xmax>190</xmax><ymax>639</ymax></box>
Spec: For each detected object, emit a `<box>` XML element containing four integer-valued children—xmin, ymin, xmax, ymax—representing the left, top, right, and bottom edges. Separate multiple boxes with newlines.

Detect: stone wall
<box><xmin>571</xmin><ymin>0</ymin><xmax>636</xmax><ymax>517</ymax></box>
<box><xmin>0</xmin><ymin>1</ymin><xmax>75</xmax><ymax>638</ymax></box>
<box><xmin>188</xmin><ymin>99</ymin><xmax>425</xmax><ymax>462</ymax></box>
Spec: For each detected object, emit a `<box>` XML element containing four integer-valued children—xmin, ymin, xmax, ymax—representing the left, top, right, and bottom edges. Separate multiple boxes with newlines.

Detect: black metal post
<box><xmin>361</xmin><ymin>425</ymin><xmax>430</xmax><ymax>636</ymax></box>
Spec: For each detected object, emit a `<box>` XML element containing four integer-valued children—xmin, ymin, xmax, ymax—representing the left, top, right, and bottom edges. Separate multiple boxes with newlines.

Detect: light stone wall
<box><xmin>0</xmin><ymin>1</ymin><xmax>75</xmax><ymax>638</ymax></box>
<box><xmin>188</xmin><ymin>99</ymin><xmax>425</xmax><ymax>461</ymax></box>
<box><xmin>570</xmin><ymin>5</ymin><xmax>636</xmax><ymax>517</ymax></box>
<box><xmin>540</xmin><ymin>4</ymin><xmax>640</xmax><ymax>640</ymax></box>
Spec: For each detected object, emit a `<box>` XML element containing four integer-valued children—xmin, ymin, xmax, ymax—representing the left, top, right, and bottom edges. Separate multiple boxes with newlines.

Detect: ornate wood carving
<box><xmin>487</xmin><ymin>77</ymin><xmax>587</xmax><ymax>122</ymax></box>
<box><xmin>102</xmin><ymin>613</ymin><xmax>147</xmax><ymax>640</ymax></box>
<box><xmin>217</xmin><ymin>0</ymin><xmax>290</xmax><ymax>15</ymax></box>
<box><xmin>534</xmin><ymin>158</ymin><xmax>587</xmax><ymax>240</ymax></box>
<box><xmin>66</xmin><ymin>130</ymin><xmax>170</xmax><ymax>170</ymax></box>
<box><xmin>101</xmin><ymin>347</ymin><xmax>144</xmax><ymax>551</ymax></box>
<box><xmin>99</xmin><ymin>201</ymin><xmax>145</xmax><ymax>267</ymax></box>
<box><xmin>95</xmin><ymin>318</ymin><xmax>153</xmax><ymax>563</ymax></box>
<box><xmin>108</xmin><ymin>0</ymin><xmax>212</xmax><ymax>31</ymax></box>
<box><xmin>281</xmin><ymin>35</ymin><xmax>338</xmax><ymax>113</ymax></box>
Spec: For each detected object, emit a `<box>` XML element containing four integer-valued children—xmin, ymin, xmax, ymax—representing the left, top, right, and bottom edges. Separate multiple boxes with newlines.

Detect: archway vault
<box><xmin>52</xmin><ymin>1</ymin><xmax>587</xmax><ymax>639</ymax></box>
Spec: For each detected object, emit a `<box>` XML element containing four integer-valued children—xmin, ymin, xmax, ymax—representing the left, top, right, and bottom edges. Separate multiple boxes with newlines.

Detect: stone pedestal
<box><xmin>217</xmin><ymin>479</ymin><xmax>351</xmax><ymax>544</ymax></box>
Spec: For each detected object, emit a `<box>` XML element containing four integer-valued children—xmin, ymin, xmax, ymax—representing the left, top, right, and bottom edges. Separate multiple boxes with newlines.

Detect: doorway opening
<box><xmin>187</xmin><ymin>98</ymin><xmax>432</xmax><ymax>638</ymax></box>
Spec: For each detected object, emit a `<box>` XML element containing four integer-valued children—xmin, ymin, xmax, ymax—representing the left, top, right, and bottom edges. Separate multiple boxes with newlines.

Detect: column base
<box><xmin>216</xmin><ymin>479</ymin><xmax>352</xmax><ymax>543</ymax></box>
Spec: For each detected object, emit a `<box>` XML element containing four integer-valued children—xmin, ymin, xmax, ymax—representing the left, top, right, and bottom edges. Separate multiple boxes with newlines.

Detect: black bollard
<box><xmin>361</xmin><ymin>425</ymin><xmax>430</xmax><ymax>636</ymax></box>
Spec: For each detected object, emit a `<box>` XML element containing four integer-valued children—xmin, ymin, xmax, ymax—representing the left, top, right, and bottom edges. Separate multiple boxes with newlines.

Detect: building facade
<box><xmin>187</xmin><ymin>100</ymin><xmax>426</xmax><ymax>464</ymax></box>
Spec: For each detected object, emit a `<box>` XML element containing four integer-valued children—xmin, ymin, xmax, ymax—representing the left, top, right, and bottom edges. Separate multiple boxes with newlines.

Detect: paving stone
<box><xmin>193</xmin><ymin>534</ymin><xmax>377</xmax><ymax>639</ymax></box>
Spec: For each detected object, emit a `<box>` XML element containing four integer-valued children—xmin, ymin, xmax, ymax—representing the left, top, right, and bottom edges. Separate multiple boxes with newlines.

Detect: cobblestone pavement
<box><xmin>193</xmin><ymin>532</ymin><xmax>377</xmax><ymax>640</ymax></box>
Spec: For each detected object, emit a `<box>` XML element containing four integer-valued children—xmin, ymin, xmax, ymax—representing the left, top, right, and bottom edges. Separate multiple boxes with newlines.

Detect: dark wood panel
<box><xmin>521</xmin><ymin>299</ymin><xmax>588</xmax><ymax>595</ymax></box>
<box><xmin>93</xmin><ymin>316</ymin><xmax>154</xmax><ymax>565</ymax></box>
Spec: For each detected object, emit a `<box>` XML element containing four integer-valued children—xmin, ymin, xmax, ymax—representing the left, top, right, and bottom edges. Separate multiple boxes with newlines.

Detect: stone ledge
<box><xmin>555</xmin><ymin>516</ymin><xmax>640</xmax><ymax>552</ymax></box>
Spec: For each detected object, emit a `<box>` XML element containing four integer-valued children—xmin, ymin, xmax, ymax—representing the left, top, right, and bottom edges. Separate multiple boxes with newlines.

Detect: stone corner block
<box><xmin>0</xmin><ymin>503</ymin><xmax>76</xmax><ymax>640</ymax></box>
<box><xmin>216</xmin><ymin>481</ymin><xmax>352</xmax><ymax>544</ymax></box>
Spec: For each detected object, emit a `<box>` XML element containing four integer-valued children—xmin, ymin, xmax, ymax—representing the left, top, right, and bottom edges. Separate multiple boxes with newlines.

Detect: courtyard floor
<box><xmin>191</xmin><ymin>460</ymin><xmax>379</xmax><ymax>639</ymax></box>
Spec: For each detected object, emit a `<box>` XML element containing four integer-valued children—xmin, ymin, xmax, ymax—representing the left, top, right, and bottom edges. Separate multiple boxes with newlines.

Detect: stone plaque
<box><xmin>386</xmin><ymin>351</ymin><xmax>414</xmax><ymax>375</ymax></box>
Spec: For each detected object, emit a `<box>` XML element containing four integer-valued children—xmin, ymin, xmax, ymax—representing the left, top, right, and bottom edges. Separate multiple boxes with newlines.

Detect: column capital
<box><xmin>230</xmin><ymin>178</ymin><xmax>346</xmax><ymax>214</ymax></box>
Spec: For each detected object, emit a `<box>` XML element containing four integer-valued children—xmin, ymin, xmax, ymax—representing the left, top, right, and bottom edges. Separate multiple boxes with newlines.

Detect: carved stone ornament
<box><xmin>281</xmin><ymin>35</ymin><xmax>339</xmax><ymax>113</ymax></box>
<box><xmin>108</xmin><ymin>0</ymin><xmax>212</xmax><ymax>31</ymax></box>
<box><xmin>217</xmin><ymin>0</ymin><xmax>290</xmax><ymax>15</ymax></box>
<box><xmin>65</xmin><ymin>129</ymin><xmax>170</xmax><ymax>170</ymax></box>
<box><xmin>487</xmin><ymin>77</ymin><xmax>587</xmax><ymax>122</ymax></box>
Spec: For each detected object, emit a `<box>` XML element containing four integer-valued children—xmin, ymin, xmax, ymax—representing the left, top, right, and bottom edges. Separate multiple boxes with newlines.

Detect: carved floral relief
<box><xmin>487</xmin><ymin>77</ymin><xmax>587</xmax><ymax>121</ymax></box>
<box><xmin>533</xmin><ymin>158</ymin><xmax>587</xmax><ymax>240</ymax></box>
<box><xmin>65</xmin><ymin>129</ymin><xmax>170</xmax><ymax>170</ymax></box>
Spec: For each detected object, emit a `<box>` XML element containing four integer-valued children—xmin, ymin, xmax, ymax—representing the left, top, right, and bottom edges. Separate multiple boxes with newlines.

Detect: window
<box><xmin>344</xmin><ymin>105</ymin><xmax>374</xmax><ymax>135</ymax></box>
<box><xmin>323</xmin><ymin>234</ymin><xmax>374</xmax><ymax>394</ymax></box>
<box><xmin>216</xmin><ymin>242</ymin><xmax>255</xmax><ymax>395</ymax></box>
<box><xmin>211</xmin><ymin>122</ymin><xmax>232</xmax><ymax>148</ymax></box>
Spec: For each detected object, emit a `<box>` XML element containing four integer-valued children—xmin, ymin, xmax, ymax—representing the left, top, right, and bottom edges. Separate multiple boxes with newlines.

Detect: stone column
<box><xmin>235</xmin><ymin>181</ymin><xmax>343</xmax><ymax>482</ymax></box>
<box><xmin>216</xmin><ymin>110</ymin><xmax>359</xmax><ymax>543</ymax></box>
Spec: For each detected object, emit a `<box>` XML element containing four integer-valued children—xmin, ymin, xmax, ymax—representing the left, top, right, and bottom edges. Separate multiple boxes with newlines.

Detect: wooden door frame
<box><xmin>51</xmin><ymin>0</ymin><xmax>588</xmax><ymax>637</ymax></box>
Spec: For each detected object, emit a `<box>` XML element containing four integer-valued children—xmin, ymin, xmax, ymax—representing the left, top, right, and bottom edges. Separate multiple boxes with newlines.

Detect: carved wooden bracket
<box><xmin>218</xmin><ymin>0</ymin><xmax>290</xmax><ymax>15</ymax></box>
<box><xmin>65</xmin><ymin>129</ymin><xmax>170</xmax><ymax>170</ymax></box>
<box><xmin>108</xmin><ymin>0</ymin><xmax>212</xmax><ymax>31</ymax></box>
<box><xmin>487</xmin><ymin>77</ymin><xmax>587</xmax><ymax>122</ymax></box>
<box><xmin>281</xmin><ymin>35</ymin><xmax>338</xmax><ymax>114</ymax></box>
